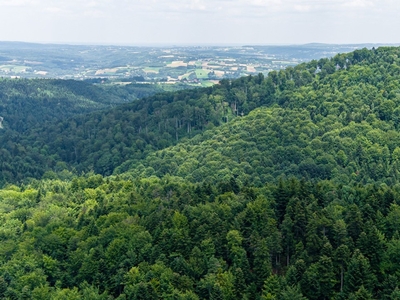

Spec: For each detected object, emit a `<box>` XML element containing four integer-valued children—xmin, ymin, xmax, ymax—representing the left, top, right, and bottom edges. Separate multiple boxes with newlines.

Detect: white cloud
<box><xmin>342</xmin><ymin>0</ymin><xmax>374</xmax><ymax>8</ymax></box>
<box><xmin>0</xmin><ymin>0</ymin><xmax>399</xmax><ymax>44</ymax></box>
<box><xmin>0</xmin><ymin>0</ymin><xmax>39</xmax><ymax>6</ymax></box>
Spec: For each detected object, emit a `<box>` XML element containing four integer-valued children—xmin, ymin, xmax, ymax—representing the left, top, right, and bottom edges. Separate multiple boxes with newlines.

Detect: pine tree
<box><xmin>274</xmin><ymin>179</ymin><xmax>289</xmax><ymax>222</ymax></box>
<box><xmin>350</xmin><ymin>285</ymin><xmax>373</xmax><ymax>300</ymax></box>
<box><xmin>280</xmin><ymin>285</ymin><xmax>307</xmax><ymax>300</ymax></box>
<box><xmin>0</xmin><ymin>276</ymin><xmax>7</xmax><ymax>298</ymax></box>
<box><xmin>334</xmin><ymin>244</ymin><xmax>351</xmax><ymax>293</ymax></box>
<box><xmin>233</xmin><ymin>268</ymin><xmax>246</xmax><ymax>299</ymax></box>
<box><xmin>344</xmin><ymin>250</ymin><xmax>376</xmax><ymax>296</ymax></box>
<box><xmin>261</xmin><ymin>274</ymin><xmax>281</xmax><ymax>300</ymax></box>
<box><xmin>380</xmin><ymin>275</ymin><xmax>399</xmax><ymax>300</ymax></box>
<box><xmin>210</xmin><ymin>284</ymin><xmax>224</xmax><ymax>300</ymax></box>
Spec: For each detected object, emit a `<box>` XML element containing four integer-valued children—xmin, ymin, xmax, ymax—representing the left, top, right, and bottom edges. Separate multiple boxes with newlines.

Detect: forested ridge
<box><xmin>3</xmin><ymin>47</ymin><xmax>400</xmax><ymax>185</ymax></box>
<box><xmin>1</xmin><ymin>47</ymin><xmax>400</xmax><ymax>298</ymax></box>
<box><xmin>1</xmin><ymin>48</ymin><xmax>398</xmax><ymax>182</ymax></box>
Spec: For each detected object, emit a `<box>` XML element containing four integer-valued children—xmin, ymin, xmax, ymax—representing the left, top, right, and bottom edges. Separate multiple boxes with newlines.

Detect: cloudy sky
<box><xmin>0</xmin><ymin>0</ymin><xmax>399</xmax><ymax>45</ymax></box>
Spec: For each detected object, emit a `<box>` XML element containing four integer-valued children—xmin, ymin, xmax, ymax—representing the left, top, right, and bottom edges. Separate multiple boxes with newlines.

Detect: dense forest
<box><xmin>1</xmin><ymin>47</ymin><xmax>400</xmax><ymax>298</ymax></box>
<box><xmin>1</xmin><ymin>175</ymin><xmax>400</xmax><ymax>299</ymax></box>
<box><xmin>0</xmin><ymin>79</ymin><xmax>166</xmax><ymax>183</ymax></box>
<box><xmin>0</xmin><ymin>78</ymin><xmax>166</xmax><ymax>132</ymax></box>
<box><xmin>3</xmin><ymin>47</ymin><xmax>400</xmax><ymax>186</ymax></box>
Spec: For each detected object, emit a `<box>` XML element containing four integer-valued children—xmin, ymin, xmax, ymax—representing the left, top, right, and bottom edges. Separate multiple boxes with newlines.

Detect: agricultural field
<box><xmin>0</xmin><ymin>42</ymin><xmax>394</xmax><ymax>86</ymax></box>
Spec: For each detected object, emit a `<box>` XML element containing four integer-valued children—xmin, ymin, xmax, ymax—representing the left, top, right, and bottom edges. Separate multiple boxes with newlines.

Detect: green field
<box><xmin>180</xmin><ymin>72</ymin><xmax>193</xmax><ymax>80</ymax></box>
<box><xmin>0</xmin><ymin>65</ymin><xmax>28</xmax><ymax>73</ymax></box>
<box><xmin>143</xmin><ymin>67</ymin><xmax>160</xmax><ymax>73</ymax></box>
<box><xmin>194</xmin><ymin>69</ymin><xmax>210</xmax><ymax>79</ymax></box>
<box><xmin>199</xmin><ymin>80</ymin><xmax>215</xmax><ymax>87</ymax></box>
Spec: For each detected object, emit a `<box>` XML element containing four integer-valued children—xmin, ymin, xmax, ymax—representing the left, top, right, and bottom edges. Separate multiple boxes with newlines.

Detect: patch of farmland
<box><xmin>166</xmin><ymin>61</ymin><xmax>187</xmax><ymax>68</ymax></box>
<box><xmin>195</xmin><ymin>69</ymin><xmax>210</xmax><ymax>79</ymax></box>
<box><xmin>206</xmin><ymin>65</ymin><xmax>223</xmax><ymax>69</ymax></box>
<box><xmin>214</xmin><ymin>70</ymin><xmax>225</xmax><ymax>77</ymax></box>
<box><xmin>143</xmin><ymin>67</ymin><xmax>160</xmax><ymax>74</ymax></box>
<box><xmin>247</xmin><ymin>66</ymin><xmax>257</xmax><ymax>72</ymax></box>
<box><xmin>95</xmin><ymin>68</ymin><xmax>119</xmax><ymax>75</ymax></box>
<box><xmin>178</xmin><ymin>72</ymin><xmax>193</xmax><ymax>80</ymax></box>
<box><xmin>200</xmin><ymin>80</ymin><xmax>216</xmax><ymax>87</ymax></box>
<box><xmin>0</xmin><ymin>65</ymin><xmax>28</xmax><ymax>73</ymax></box>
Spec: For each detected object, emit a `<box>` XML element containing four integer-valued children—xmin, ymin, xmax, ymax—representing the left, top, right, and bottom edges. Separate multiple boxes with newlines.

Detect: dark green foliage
<box><xmin>344</xmin><ymin>250</ymin><xmax>376</xmax><ymax>296</ymax></box>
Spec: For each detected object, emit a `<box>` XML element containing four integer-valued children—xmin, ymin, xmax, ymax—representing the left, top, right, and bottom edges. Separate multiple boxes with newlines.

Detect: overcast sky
<box><xmin>0</xmin><ymin>0</ymin><xmax>399</xmax><ymax>45</ymax></box>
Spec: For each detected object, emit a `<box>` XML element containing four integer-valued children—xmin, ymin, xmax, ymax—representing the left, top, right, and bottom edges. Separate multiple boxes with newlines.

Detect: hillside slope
<box><xmin>0</xmin><ymin>78</ymin><xmax>124</xmax><ymax>135</ymax></box>
<box><xmin>0</xmin><ymin>79</ymin><xmax>163</xmax><ymax>184</ymax></box>
<box><xmin>0</xmin><ymin>74</ymin><xmax>269</xmax><ymax>184</ymax></box>
<box><xmin>121</xmin><ymin>47</ymin><xmax>400</xmax><ymax>186</ymax></box>
<box><xmin>2</xmin><ymin>46</ymin><xmax>400</xmax><ymax>187</ymax></box>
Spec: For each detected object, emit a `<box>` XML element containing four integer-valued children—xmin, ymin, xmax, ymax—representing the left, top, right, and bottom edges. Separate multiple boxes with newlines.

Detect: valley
<box><xmin>1</xmin><ymin>46</ymin><xmax>400</xmax><ymax>299</ymax></box>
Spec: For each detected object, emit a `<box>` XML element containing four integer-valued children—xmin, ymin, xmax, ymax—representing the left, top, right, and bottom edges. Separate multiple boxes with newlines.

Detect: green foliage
<box><xmin>0</xmin><ymin>175</ymin><xmax>399</xmax><ymax>298</ymax></box>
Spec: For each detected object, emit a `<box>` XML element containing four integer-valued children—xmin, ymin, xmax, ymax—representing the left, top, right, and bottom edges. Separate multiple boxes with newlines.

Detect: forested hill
<box><xmin>3</xmin><ymin>172</ymin><xmax>400</xmax><ymax>299</ymax></box>
<box><xmin>7</xmin><ymin>46</ymin><xmax>400</xmax><ymax>186</ymax></box>
<box><xmin>124</xmin><ymin>46</ymin><xmax>400</xmax><ymax>186</ymax></box>
<box><xmin>2</xmin><ymin>46</ymin><xmax>400</xmax><ymax>187</ymax></box>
